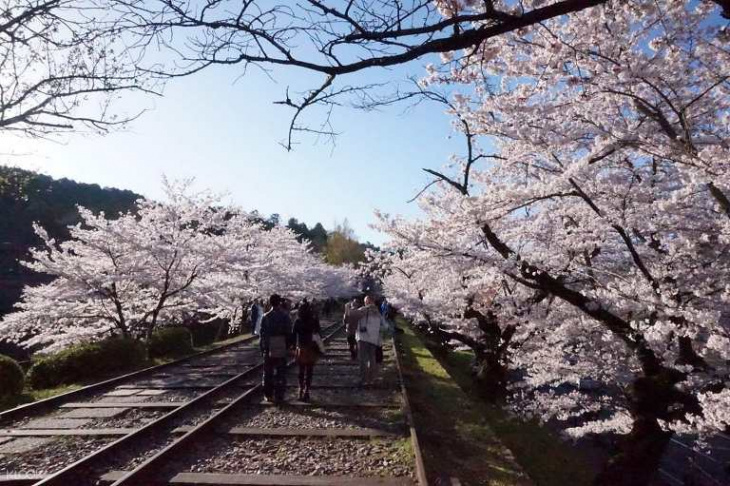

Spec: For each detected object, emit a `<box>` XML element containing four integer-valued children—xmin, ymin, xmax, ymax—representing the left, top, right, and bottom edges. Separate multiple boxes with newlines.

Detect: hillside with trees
<box><xmin>0</xmin><ymin>166</ymin><xmax>141</xmax><ymax>318</ymax></box>
<box><xmin>287</xmin><ymin>218</ymin><xmax>377</xmax><ymax>266</ymax></box>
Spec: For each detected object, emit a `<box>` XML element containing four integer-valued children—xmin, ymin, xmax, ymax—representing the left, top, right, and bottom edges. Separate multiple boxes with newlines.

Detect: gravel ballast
<box><xmin>0</xmin><ymin>437</ymin><xmax>114</xmax><ymax>474</ymax></box>
<box><xmin>229</xmin><ymin>406</ymin><xmax>406</xmax><ymax>432</ymax></box>
<box><xmin>154</xmin><ymin>389</ymin><xmax>203</xmax><ymax>402</ymax></box>
<box><xmin>185</xmin><ymin>436</ymin><xmax>415</xmax><ymax>477</ymax></box>
<box><xmin>81</xmin><ymin>408</ymin><xmax>166</xmax><ymax>429</ymax></box>
<box><xmin>282</xmin><ymin>387</ymin><xmax>401</xmax><ymax>406</ymax></box>
<box><xmin>100</xmin><ymin>434</ymin><xmax>177</xmax><ymax>471</ymax></box>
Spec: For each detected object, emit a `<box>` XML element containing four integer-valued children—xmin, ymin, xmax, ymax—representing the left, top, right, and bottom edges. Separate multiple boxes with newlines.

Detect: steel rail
<box><xmin>0</xmin><ymin>333</ymin><xmax>259</xmax><ymax>424</ymax></box>
<box><xmin>30</xmin><ymin>323</ymin><xmax>340</xmax><ymax>486</ymax></box>
<box><xmin>108</xmin><ymin>323</ymin><xmax>345</xmax><ymax>486</ymax></box>
<box><xmin>391</xmin><ymin>332</ymin><xmax>428</xmax><ymax>486</ymax></box>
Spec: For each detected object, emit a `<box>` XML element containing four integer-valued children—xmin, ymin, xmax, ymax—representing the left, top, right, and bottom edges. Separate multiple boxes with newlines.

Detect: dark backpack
<box><xmin>265</xmin><ymin>312</ymin><xmax>290</xmax><ymax>359</ymax></box>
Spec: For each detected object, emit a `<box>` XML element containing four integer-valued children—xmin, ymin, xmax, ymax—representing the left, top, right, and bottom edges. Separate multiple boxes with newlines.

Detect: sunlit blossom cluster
<box><xmin>373</xmin><ymin>0</ymin><xmax>730</xmax><ymax>442</ymax></box>
<box><xmin>0</xmin><ymin>179</ymin><xmax>357</xmax><ymax>352</ymax></box>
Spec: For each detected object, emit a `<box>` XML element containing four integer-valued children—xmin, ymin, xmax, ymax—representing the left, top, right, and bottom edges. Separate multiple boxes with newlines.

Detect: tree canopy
<box><xmin>0</xmin><ymin>167</ymin><xmax>365</xmax><ymax>320</ymax></box>
<box><xmin>368</xmin><ymin>2</ymin><xmax>730</xmax><ymax>482</ymax></box>
<box><xmin>0</xmin><ymin>166</ymin><xmax>140</xmax><ymax>317</ymax></box>
<box><xmin>0</xmin><ymin>179</ymin><xmax>358</xmax><ymax>352</ymax></box>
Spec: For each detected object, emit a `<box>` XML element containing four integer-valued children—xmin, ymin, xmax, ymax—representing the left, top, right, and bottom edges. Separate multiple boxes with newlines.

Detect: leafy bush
<box><xmin>27</xmin><ymin>338</ymin><xmax>146</xmax><ymax>389</ymax></box>
<box><xmin>148</xmin><ymin>327</ymin><xmax>194</xmax><ymax>359</ymax></box>
<box><xmin>0</xmin><ymin>355</ymin><xmax>25</xmax><ymax>399</ymax></box>
<box><xmin>189</xmin><ymin>321</ymin><xmax>223</xmax><ymax>347</ymax></box>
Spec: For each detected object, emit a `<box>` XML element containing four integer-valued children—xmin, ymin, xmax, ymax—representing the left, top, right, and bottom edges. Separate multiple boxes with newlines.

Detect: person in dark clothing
<box><xmin>259</xmin><ymin>294</ymin><xmax>294</xmax><ymax>403</ymax></box>
<box><xmin>293</xmin><ymin>301</ymin><xmax>322</xmax><ymax>402</ymax></box>
<box><xmin>343</xmin><ymin>297</ymin><xmax>360</xmax><ymax>360</ymax></box>
<box><xmin>249</xmin><ymin>299</ymin><xmax>260</xmax><ymax>334</ymax></box>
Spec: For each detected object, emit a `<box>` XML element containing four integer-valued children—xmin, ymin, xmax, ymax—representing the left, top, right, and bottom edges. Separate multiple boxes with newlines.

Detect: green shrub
<box><xmin>27</xmin><ymin>338</ymin><xmax>146</xmax><ymax>389</ymax></box>
<box><xmin>189</xmin><ymin>321</ymin><xmax>223</xmax><ymax>347</ymax></box>
<box><xmin>0</xmin><ymin>355</ymin><xmax>25</xmax><ymax>399</ymax></box>
<box><xmin>148</xmin><ymin>327</ymin><xmax>194</xmax><ymax>359</ymax></box>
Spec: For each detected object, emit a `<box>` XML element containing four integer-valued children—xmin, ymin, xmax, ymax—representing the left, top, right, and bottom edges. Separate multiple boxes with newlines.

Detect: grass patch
<box><xmin>196</xmin><ymin>332</ymin><xmax>253</xmax><ymax>351</ymax></box>
<box><xmin>402</xmin><ymin>319</ymin><xmax>598</xmax><ymax>486</ymax></box>
<box><xmin>398</xmin><ymin>321</ymin><xmax>532</xmax><ymax>485</ymax></box>
<box><xmin>385</xmin><ymin>437</ymin><xmax>415</xmax><ymax>465</ymax></box>
<box><xmin>0</xmin><ymin>384</ymin><xmax>81</xmax><ymax>413</ymax></box>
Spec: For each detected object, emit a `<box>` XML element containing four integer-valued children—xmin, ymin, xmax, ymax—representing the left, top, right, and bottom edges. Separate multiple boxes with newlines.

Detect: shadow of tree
<box><xmin>397</xmin><ymin>324</ymin><xmax>532</xmax><ymax>486</ymax></box>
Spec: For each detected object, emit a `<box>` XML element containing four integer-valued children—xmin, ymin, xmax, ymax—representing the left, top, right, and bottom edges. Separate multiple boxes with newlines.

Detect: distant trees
<box><xmin>286</xmin><ymin>218</ymin><xmax>327</xmax><ymax>252</ymax></box>
<box><xmin>0</xmin><ymin>166</ymin><xmax>140</xmax><ymax>247</ymax></box>
<box><xmin>286</xmin><ymin>217</ymin><xmax>372</xmax><ymax>264</ymax></box>
<box><xmin>325</xmin><ymin>220</ymin><xmax>365</xmax><ymax>266</ymax></box>
<box><xmin>308</xmin><ymin>224</ymin><xmax>329</xmax><ymax>253</ymax></box>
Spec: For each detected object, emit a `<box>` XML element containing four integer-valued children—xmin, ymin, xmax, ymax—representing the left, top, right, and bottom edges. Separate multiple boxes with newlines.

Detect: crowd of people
<box><xmin>251</xmin><ymin>294</ymin><xmax>394</xmax><ymax>404</ymax></box>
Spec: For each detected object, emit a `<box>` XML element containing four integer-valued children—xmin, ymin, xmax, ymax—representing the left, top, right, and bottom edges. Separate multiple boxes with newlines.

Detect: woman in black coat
<box><xmin>293</xmin><ymin>301</ymin><xmax>321</xmax><ymax>402</ymax></box>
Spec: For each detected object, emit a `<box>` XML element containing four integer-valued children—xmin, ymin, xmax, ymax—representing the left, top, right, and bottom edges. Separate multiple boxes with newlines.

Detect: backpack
<box><xmin>358</xmin><ymin>308</ymin><xmax>382</xmax><ymax>344</ymax></box>
<box><xmin>263</xmin><ymin>310</ymin><xmax>290</xmax><ymax>358</ymax></box>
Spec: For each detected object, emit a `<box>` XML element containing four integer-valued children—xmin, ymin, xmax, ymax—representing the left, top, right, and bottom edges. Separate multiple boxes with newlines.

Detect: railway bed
<box><xmin>0</xmin><ymin>322</ymin><xmax>426</xmax><ymax>486</ymax></box>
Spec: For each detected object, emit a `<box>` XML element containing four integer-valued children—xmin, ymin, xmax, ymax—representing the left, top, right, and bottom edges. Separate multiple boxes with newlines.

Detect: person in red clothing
<box><xmin>293</xmin><ymin>300</ymin><xmax>322</xmax><ymax>402</ymax></box>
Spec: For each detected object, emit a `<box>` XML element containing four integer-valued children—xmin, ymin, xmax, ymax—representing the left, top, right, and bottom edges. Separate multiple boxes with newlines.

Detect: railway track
<box><xmin>654</xmin><ymin>432</ymin><xmax>730</xmax><ymax>486</ymax></box>
<box><xmin>0</xmin><ymin>331</ymin><xmax>262</xmax><ymax>425</ymax></box>
<box><xmin>0</xmin><ymin>320</ymin><xmax>427</xmax><ymax>486</ymax></box>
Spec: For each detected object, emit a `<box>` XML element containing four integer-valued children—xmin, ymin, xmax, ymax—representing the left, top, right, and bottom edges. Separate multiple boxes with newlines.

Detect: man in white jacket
<box><xmin>347</xmin><ymin>295</ymin><xmax>386</xmax><ymax>386</ymax></box>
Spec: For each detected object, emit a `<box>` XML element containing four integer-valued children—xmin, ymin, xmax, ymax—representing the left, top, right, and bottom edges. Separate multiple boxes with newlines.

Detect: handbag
<box><xmin>312</xmin><ymin>333</ymin><xmax>326</xmax><ymax>355</ymax></box>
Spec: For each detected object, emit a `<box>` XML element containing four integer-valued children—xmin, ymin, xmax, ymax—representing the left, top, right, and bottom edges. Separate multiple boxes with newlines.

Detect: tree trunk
<box><xmin>146</xmin><ymin>312</ymin><xmax>159</xmax><ymax>340</ymax></box>
<box><xmin>214</xmin><ymin>319</ymin><xmax>229</xmax><ymax>342</ymax></box>
<box><xmin>240</xmin><ymin>306</ymin><xmax>249</xmax><ymax>335</ymax></box>
<box><xmin>595</xmin><ymin>368</ymin><xmax>687</xmax><ymax>485</ymax></box>
<box><xmin>594</xmin><ymin>417</ymin><xmax>671</xmax><ymax>486</ymax></box>
<box><xmin>118</xmin><ymin>325</ymin><xmax>130</xmax><ymax>339</ymax></box>
<box><xmin>472</xmin><ymin>350</ymin><xmax>509</xmax><ymax>401</ymax></box>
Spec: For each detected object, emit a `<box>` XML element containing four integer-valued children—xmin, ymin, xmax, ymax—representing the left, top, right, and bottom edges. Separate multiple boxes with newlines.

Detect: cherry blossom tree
<box><xmin>372</xmin><ymin>1</ymin><xmax>730</xmax><ymax>483</ymax></box>
<box><xmin>198</xmin><ymin>217</ymin><xmax>358</xmax><ymax>323</ymax></box>
<box><xmin>0</xmin><ymin>179</ymin><xmax>358</xmax><ymax>352</ymax></box>
<box><xmin>368</xmin><ymin>245</ymin><xmax>525</xmax><ymax>396</ymax></box>
<box><xmin>0</xmin><ymin>180</ymin><xmax>231</xmax><ymax>350</ymax></box>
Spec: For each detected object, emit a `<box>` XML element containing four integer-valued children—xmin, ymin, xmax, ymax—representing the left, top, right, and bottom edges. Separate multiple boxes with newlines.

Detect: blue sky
<box><xmin>1</xmin><ymin>60</ymin><xmax>465</xmax><ymax>245</ymax></box>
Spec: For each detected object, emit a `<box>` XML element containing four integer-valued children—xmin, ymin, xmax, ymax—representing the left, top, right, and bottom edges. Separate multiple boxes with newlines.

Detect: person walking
<box><xmin>343</xmin><ymin>297</ymin><xmax>360</xmax><ymax>360</ymax></box>
<box><xmin>259</xmin><ymin>294</ymin><xmax>294</xmax><ymax>403</ymax></box>
<box><xmin>250</xmin><ymin>299</ymin><xmax>261</xmax><ymax>335</ymax></box>
<box><xmin>380</xmin><ymin>298</ymin><xmax>389</xmax><ymax>317</ymax></box>
<box><xmin>293</xmin><ymin>301</ymin><xmax>322</xmax><ymax>402</ymax></box>
<box><xmin>348</xmin><ymin>295</ymin><xmax>386</xmax><ymax>386</ymax></box>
